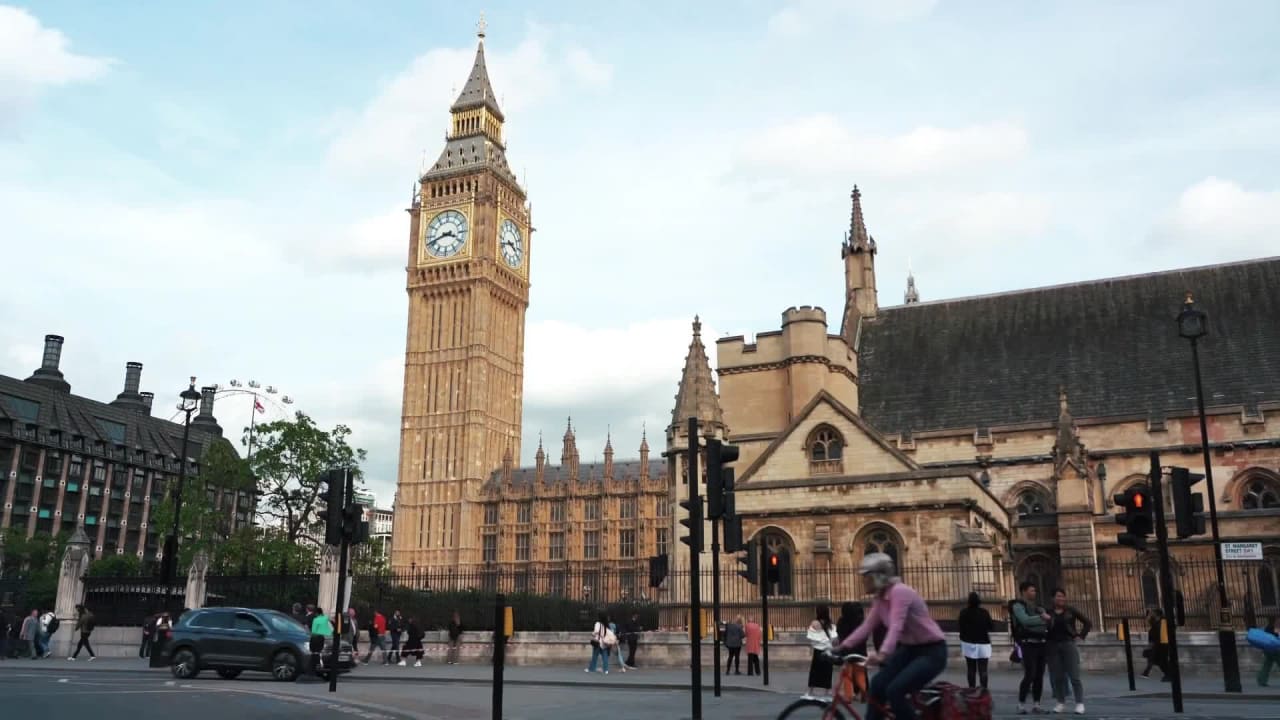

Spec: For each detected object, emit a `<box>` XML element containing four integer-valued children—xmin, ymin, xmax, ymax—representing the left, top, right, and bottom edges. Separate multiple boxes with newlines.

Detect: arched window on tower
<box><xmin>1015</xmin><ymin>487</ymin><xmax>1053</xmax><ymax>521</ymax></box>
<box><xmin>807</xmin><ymin>425</ymin><xmax>844</xmax><ymax>476</ymax></box>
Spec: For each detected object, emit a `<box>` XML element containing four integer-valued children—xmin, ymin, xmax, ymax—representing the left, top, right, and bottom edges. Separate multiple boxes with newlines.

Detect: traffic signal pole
<box><xmin>760</xmin><ymin>548</ymin><xmax>769</xmax><ymax>687</ymax></box>
<box><xmin>711</xmin><ymin>514</ymin><xmax>722</xmax><ymax>698</ymax></box>
<box><xmin>329</xmin><ymin>467</ymin><xmax>353</xmax><ymax>693</ymax></box>
<box><xmin>1149</xmin><ymin>452</ymin><xmax>1183</xmax><ymax>713</ymax></box>
<box><xmin>687</xmin><ymin>417</ymin><xmax>702</xmax><ymax>720</ymax></box>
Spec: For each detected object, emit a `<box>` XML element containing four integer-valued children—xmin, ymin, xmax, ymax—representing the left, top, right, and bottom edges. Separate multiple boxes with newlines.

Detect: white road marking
<box><xmin>58</xmin><ymin>678</ymin><xmax>69</xmax><ymax>683</ymax></box>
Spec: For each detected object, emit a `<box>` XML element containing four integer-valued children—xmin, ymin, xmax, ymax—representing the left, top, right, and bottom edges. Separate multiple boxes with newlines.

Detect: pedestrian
<box><xmin>400</xmin><ymin>617</ymin><xmax>424</xmax><ymax>667</ymax></box>
<box><xmin>836</xmin><ymin>601</ymin><xmax>866</xmax><ymax>653</ymax></box>
<box><xmin>608</xmin><ymin>618</ymin><xmax>627</xmax><ymax>672</ymax></box>
<box><xmin>345</xmin><ymin>608</ymin><xmax>359</xmax><ymax>654</ymax></box>
<box><xmin>1256</xmin><ymin>617</ymin><xmax>1278</xmax><ymax>687</ymax></box>
<box><xmin>957</xmin><ymin>592</ymin><xmax>993</xmax><ymax>690</ymax></box>
<box><xmin>744</xmin><ymin>616</ymin><xmax>763</xmax><ymax>676</ymax></box>
<box><xmin>21</xmin><ymin>609</ymin><xmax>41</xmax><ymax>659</ymax></box>
<box><xmin>309</xmin><ymin>607</ymin><xmax>333</xmax><ymax>673</ymax></box>
<box><xmin>69</xmin><ymin>604</ymin><xmax>96</xmax><ymax>660</ymax></box>
<box><xmin>724</xmin><ymin>615</ymin><xmax>744</xmax><ymax>675</ymax></box>
<box><xmin>1140</xmin><ymin>608</ymin><xmax>1170</xmax><ymax>681</ymax></box>
<box><xmin>139</xmin><ymin>613</ymin><xmax>158</xmax><ymax>658</ymax></box>
<box><xmin>585</xmin><ymin>611</ymin><xmax>610</xmax><ymax>674</ymax></box>
<box><xmin>622</xmin><ymin>613</ymin><xmax>641</xmax><ymax>669</ymax></box>
<box><xmin>804</xmin><ymin>605</ymin><xmax>837</xmax><ymax>701</ymax></box>
<box><xmin>387</xmin><ymin>610</ymin><xmax>404</xmax><ymax>665</ymax></box>
<box><xmin>363</xmin><ymin>609</ymin><xmax>387</xmax><ymax>664</ymax></box>
<box><xmin>1045</xmin><ymin>588</ymin><xmax>1090</xmax><ymax>714</ymax></box>
<box><xmin>446</xmin><ymin>610</ymin><xmax>463</xmax><ymax>665</ymax></box>
<box><xmin>1011</xmin><ymin>580</ymin><xmax>1051</xmax><ymax>714</ymax></box>
<box><xmin>39</xmin><ymin>610</ymin><xmax>57</xmax><ymax>658</ymax></box>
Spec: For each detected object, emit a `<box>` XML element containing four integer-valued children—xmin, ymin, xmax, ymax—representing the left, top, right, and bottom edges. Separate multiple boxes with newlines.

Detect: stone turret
<box><xmin>669</xmin><ymin>316</ymin><xmax>724</xmax><ymax>434</ymax></box>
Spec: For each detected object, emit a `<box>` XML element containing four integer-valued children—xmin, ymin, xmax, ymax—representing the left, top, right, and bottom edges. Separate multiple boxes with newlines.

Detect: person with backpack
<box><xmin>1255</xmin><ymin>617</ymin><xmax>1278</xmax><ymax>687</ymax></box>
<box><xmin>1011</xmin><ymin>581</ymin><xmax>1051</xmax><ymax>714</ymax></box>
<box><xmin>1046</xmin><ymin>588</ymin><xmax>1091</xmax><ymax>714</ymax></box>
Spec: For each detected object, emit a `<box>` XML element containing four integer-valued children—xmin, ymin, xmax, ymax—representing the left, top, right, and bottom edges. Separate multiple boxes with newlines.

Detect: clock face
<box><xmin>424</xmin><ymin>210</ymin><xmax>469</xmax><ymax>259</ymax></box>
<box><xmin>499</xmin><ymin>220</ymin><xmax>524</xmax><ymax>268</ymax></box>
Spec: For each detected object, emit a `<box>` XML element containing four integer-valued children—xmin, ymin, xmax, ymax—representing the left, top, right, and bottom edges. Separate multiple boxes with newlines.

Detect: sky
<box><xmin>3</xmin><ymin>1</ymin><xmax>1279</xmax><ymax>507</ymax></box>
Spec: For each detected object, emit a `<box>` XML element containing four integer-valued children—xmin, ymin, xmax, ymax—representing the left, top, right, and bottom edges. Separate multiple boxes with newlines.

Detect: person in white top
<box><xmin>804</xmin><ymin>605</ymin><xmax>838</xmax><ymax>700</ymax></box>
<box><xmin>585</xmin><ymin>611</ymin><xmax>612</xmax><ymax>674</ymax></box>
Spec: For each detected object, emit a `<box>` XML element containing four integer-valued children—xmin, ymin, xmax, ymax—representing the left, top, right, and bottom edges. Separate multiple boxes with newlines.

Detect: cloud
<box><xmin>0</xmin><ymin>5</ymin><xmax>114</xmax><ymax>120</ymax></box>
<box><xmin>326</xmin><ymin>23</ymin><xmax>611</xmax><ymax>179</ymax></box>
<box><xmin>735</xmin><ymin>114</ymin><xmax>1029</xmax><ymax>179</ymax></box>
<box><xmin>1149</xmin><ymin>177</ymin><xmax>1280</xmax><ymax>261</ymax></box>
<box><xmin>767</xmin><ymin>0</ymin><xmax>939</xmax><ymax>36</ymax></box>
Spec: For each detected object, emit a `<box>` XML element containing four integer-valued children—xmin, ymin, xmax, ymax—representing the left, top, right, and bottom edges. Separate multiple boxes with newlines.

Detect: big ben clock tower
<box><xmin>392</xmin><ymin>20</ymin><xmax>531</xmax><ymax>572</ymax></box>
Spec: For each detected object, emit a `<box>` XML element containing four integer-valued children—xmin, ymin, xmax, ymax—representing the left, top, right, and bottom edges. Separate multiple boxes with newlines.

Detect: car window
<box><xmin>187</xmin><ymin>611</ymin><xmax>231</xmax><ymax>629</ymax></box>
<box><xmin>233</xmin><ymin>612</ymin><xmax>265</xmax><ymax>632</ymax></box>
<box><xmin>264</xmin><ymin>611</ymin><xmax>305</xmax><ymax>633</ymax></box>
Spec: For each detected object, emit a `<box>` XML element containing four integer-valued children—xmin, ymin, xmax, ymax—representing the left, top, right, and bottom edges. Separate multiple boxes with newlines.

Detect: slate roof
<box><xmin>857</xmin><ymin>257</ymin><xmax>1280</xmax><ymax>435</ymax></box>
<box><xmin>423</xmin><ymin>134</ymin><xmax>519</xmax><ymax>185</ymax></box>
<box><xmin>485</xmin><ymin>458</ymin><xmax>668</xmax><ymax>489</ymax></box>
<box><xmin>0</xmin><ymin>373</ymin><xmax>224</xmax><ymax>461</ymax></box>
<box><xmin>450</xmin><ymin>40</ymin><xmax>504</xmax><ymax>120</ymax></box>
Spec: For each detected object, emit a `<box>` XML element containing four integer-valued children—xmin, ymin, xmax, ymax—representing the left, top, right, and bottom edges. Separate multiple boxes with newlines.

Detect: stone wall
<box><xmin>65</xmin><ymin>627</ymin><xmax>1265</xmax><ymax>675</ymax></box>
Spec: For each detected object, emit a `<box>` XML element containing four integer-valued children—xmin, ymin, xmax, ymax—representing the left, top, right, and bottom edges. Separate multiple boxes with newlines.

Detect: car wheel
<box><xmin>216</xmin><ymin>668</ymin><xmax>241</xmax><ymax>680</ymax></box>
<box><xmin>271</xmin><ymin>650</ymin><xmax>300</xmax><ymax>682</ymax></box>
<box><xmin>171</xmin><ymin>648</ymin><xmax>200</xmax><ymax>679</ymax></box>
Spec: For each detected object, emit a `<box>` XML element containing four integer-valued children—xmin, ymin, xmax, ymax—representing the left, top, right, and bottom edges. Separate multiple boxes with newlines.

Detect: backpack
<box><xmin>47</xmin><ymin>617</ymin><xmax>60</xmax><ymax>635</ymax></box>
<box><xmin>602</xmin><ymin>627</ymin><xmax>618</xmax><ymax>648</ymax></box>
<box><xmin>1007</xmin><ymin>600</ymin><xmax>1025</xmax><ymax>640</ymax></box>
<box><xmin>927</xmin><ymin>682</ymin><xmax>993</xmax><ymax>720</ymax></box>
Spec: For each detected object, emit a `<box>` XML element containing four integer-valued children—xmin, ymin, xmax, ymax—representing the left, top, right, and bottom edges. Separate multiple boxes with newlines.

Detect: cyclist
<box><xmin>832</xmin><ymin>553</ymin><xmax>948</xmax><ymax>720</ymax></box>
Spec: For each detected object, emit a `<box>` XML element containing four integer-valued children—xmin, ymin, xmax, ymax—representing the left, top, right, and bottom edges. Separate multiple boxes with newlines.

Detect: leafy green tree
<box><xmin>209</xmin><ymin>527</ymin><xmax>318</xmax><ymax>575</ymax></box>
<box><xmin>85</xmin><ymin>554</ymin><xmax>143</xmax><ymax>577</ymax></box>
<box><xmin>250</xmin><ymin>412</ymin><xmax>366</xmax><ymax>545</ymax></box>
<box><xmin>1</xmin><ymin>529</ymin><xmax>69</xmax><ymax>611</ymax></box>
<box><xmin>148</xmin><ymin>439</ymin><xmax>253</xmax><ymax>572</ymax></box>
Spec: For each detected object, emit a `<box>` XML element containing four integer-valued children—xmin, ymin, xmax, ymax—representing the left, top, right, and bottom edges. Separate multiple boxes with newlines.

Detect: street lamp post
<box><xmin>163</xmin><ymin>378</ymin><xmax>203</xmax><ymax>609</ymax></box>
<box><xmin>1176</xmin><ymin>292</ymin><xmax>1243</xmax><ymax>693</ymax></box>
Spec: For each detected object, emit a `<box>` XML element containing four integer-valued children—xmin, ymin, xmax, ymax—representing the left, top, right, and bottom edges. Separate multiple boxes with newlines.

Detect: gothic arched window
<box><xmin>857</xmin><ymin>523</ymin><xmax>903</xmax><ymax>568</ymax></box>
<box><xmin>1015</xmin><ymin>489</ymin><xmax>1052</xmax><ymax>518</ymax></box>
<box><xmin>1016</xmin><ymin>555</ymin><xmax>1059</xmax><ymax>602</ymax></box>
<box><xmin>1241</xmin><ymin>476</ymin><xmax>1280</xmax><ymax>510</ymax></box>
<box><xmin>807</xmin><ymin>426</ymin><xmax>844</xmax><ymax>475</ymax></box>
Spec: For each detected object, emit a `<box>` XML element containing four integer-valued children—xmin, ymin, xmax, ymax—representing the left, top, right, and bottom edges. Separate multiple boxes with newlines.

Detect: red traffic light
<box><xmin>1132</xmin><ymin>492</ymin><xmax>1145</xmax><ymax>509</ymax></box>
<box><xmin>769</xmin><ymin>554</ymin><xmax>779</xmax><ymax>567</ymax></box>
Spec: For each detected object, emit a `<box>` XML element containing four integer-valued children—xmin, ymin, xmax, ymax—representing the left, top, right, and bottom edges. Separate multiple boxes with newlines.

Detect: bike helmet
<box><xmin>858</xmin><ymin>552</ymin><xmax>897</xmax><ymax>591</ymax></box>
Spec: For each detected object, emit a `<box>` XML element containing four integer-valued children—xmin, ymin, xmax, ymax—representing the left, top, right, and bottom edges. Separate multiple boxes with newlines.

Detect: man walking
<box><xmin>1011</xmin><ymin>581</ymin><xmax>1050</xmax><ymax>714</ymax></box>
<box><xmin>20</xmin><ymin>609</ymin><xmax>41</xmax><ymax>659</ymax></box>
<box><xmin>69</xmin><ymin>604</ymin><xmax>96</xmax><ymax>661</ymax></box>
<box><xmin>363</xmin><ymin>609</ymin><xmax>388</xmax><ymax>664</ymax></box>
<box><xmin>387</xmin><ymin>610</ymin><xmax>403</xmax><ymax>665</ymax></box>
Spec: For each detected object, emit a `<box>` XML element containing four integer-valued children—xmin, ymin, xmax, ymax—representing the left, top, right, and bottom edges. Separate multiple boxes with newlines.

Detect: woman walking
<box><xmin>957</xmin><ymin>592</ymin><xmax>993</xmax><ymax>690</ymax></box>
<box><xmin>745</xmin><ymin>617</ymin><xmax>763</xmax><ymax>676</ymax></box>
<box><xmin>1046</xmin><ymin>588</ymin><xmax>1091</xmax><ymax>714</ymax></box>
<box><xmin>724</xmin><ymin>615</ymin><xmax>745</xmax><ymax>675</ymax></box>
<box><xmin>586</xmin><ymin>611</ymin><xmax>611</xmax><ymax>674</ymax></box>
<box><xmin>400</xmin><ymin>617</ymin><xmax>424</xmax><ymax>667</ymax></box>
<box><xmin>309</xmin><ymin>608</ymin><xmax>333</xmax><ymax>674</ymax></box>
<box><xmin>1141</xmin><ymin>608</ymin><xmax>1169</xmax><ymax>681</ymax></box>
<box><xmin>804</xmin><ymin>605</ymin><xmax>838</xmax><ymax>701</ymax></box>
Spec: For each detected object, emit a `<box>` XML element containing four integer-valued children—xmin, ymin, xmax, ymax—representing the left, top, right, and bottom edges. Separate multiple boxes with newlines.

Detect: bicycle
<box><xmin>775</xmin><ymin>653</ymin><xmax>943</xmax><ymax>720</ymax></box>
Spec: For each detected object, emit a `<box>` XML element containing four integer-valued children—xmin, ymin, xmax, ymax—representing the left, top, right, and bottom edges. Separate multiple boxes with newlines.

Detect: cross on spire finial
<box><xmin>476</xmin><ymin>11</ymin><xmax>487</xmax><ymax>39</ymax></box>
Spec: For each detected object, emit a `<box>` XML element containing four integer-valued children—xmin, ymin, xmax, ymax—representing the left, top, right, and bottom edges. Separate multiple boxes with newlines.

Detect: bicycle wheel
<box><xmin>776</xmin><ymin>698</ymin><xmax>848</xmax><ymax>720</ymax></box>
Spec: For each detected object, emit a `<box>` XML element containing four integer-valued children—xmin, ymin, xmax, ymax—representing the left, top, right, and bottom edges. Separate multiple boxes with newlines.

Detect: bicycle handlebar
<box><xmin>824</xmin><ymin>651</ymin><xmax>868</xmax><ymax>666</ymax></box>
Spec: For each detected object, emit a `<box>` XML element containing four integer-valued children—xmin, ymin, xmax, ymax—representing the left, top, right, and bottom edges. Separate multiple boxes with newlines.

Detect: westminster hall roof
<box><xmin>486</xmin><ymin>458</ymin><xmax>668</xmax><ymax>489</ymax></box>
<box><xmin>857</xmin><ymin>256</ymin><xmax>1280</xmax><ymax>435</ymax></box>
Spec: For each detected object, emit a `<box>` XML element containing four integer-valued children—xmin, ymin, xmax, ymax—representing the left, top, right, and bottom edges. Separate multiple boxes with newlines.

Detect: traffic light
<box><xmin>1169</xmin><ymin>466</ymin><xmax>1207</xmax><ymax>539</ymax></box>
<box><xmin>1113</xmin><ymin>484</ymin><xmax>1153</xmax><ymax>550</ymax></box>
<box><xmin>679</xmin><ymin>496</ymin><xmax>702</xmax><ymax>552</ymax></box>
<box><xmin>705</xmin><ymin>438</ymin><xmax>741</xmax><ymax>520</ymax></box>
<box><xmin>764</xmin><ymin>547</ymin><xmax>781</xmax><ymax>585</ymax></box>
<box><xmin>737</xmin><ymin>539</ymin><xmax>758</xmax><ymax>585</ymax></box>
<box><xmin>722</xmin><ymin>470</ymin><xmax>743</xmax><ymax>552</ymax></box>
<box><xmin>316</xmin><ymin>468</ymin><xmax>345</xmax><ymax>546</ymax></box>
<box><xmin>343</xmin><ymin>498</ymin><xmax>368</xmax><ymax>545</ymax></box>
<box><xmin>648</xmin><ymin>553</ymin><xmax>669</xmax><ymax>588</ymax></box>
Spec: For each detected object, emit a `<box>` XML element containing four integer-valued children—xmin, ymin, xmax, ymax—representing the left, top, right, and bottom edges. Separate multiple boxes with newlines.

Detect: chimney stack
<box><xmin>25</xmin><ymin>334</ymin><xmax>71</xmax><ymax>393</ymax></box>
<box><xmin>190</xmin><ymin>385</ymin><xmax>224</xmax><ymax>437</ymax></box>
<box><xmin>111</xmin><ymin>362</ymin><xmax>148</xmax><ymax>412</ymax></box>
<box><xmin>140</xmin><ymin>392</ymin><xmax>155</xmax><ymax>412</ymax></box>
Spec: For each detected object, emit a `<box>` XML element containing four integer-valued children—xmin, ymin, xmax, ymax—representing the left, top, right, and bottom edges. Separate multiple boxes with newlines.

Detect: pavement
<box><xmin>4</xmin><ymin>655</ymin><xmax>1278</xmax><ymax>719</ymax></box>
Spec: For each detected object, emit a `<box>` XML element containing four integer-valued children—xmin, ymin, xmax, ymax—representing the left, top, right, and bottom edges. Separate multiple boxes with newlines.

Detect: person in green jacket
<box><xmin>1011</xmin><ymin>581</ymin><xmax>1051</xmax><ymax>714</ymax></box>
<box><xmin>310</xmin><ymin>609</ymin><xmax>334</xmax><ymax>673</ymax></box>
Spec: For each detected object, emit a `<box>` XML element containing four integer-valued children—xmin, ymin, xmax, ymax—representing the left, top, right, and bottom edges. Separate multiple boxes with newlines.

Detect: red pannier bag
<box><xmin>918</xmin><ymin>682</ymin><xmax>993</xmax><ymax>720</ymax></box>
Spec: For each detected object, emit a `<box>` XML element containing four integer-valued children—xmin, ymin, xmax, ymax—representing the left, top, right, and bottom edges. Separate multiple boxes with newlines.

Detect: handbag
<box><xmin>1008</xmin><ymin>643</ymin><xmax>1022</xmax><ymax>664</ymax></box>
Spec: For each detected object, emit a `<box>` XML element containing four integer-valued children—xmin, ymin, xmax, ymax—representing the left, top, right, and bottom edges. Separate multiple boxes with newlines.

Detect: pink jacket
<box><xmin>839</xmin><ymin>582</ymin><xmax>944</xmax><ymax>656</ymax></box>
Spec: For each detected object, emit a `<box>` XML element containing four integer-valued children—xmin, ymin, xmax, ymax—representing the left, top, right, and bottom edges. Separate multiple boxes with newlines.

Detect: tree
<box><xmin>148</xmin><ymin>439</ymin><xmax>253</xmax><ymax>572</ymax></box>
<box><xmin>250</xmin><ymin>412</ymin><xmax>366</xmax><ymax>545</ymax></box>
<box><xmin>1</xmin><ymin>528</ymin><xmax>69</xmax><ymax>611</ymax></box>
<box><xmin>86</xmin><ymin>554</ymin><xmax>143</xmax><ymax>577</ymax></box>
<box><xmin>209</xmin><ymin>527</ymin><xmax>318</xmax><ymax>575</ymax></box>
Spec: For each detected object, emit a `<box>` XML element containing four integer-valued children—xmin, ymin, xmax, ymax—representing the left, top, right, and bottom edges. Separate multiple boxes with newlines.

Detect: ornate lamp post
<box><xmin>1175</xmin><ymin>292</ymin><xmax>1242</xmax><ymax>693</ymax></box>
<box><xmin>163</xmin><ymin>378</ymin><xmax>203</xmax><ymax>606</ymax></box>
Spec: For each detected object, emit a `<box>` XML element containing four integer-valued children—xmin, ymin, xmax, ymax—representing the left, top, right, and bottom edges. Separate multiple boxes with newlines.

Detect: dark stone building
<box><xmin>0</xmin><ymin>334</ymin><xmax>253</xmax><ymax>562</ymax></box>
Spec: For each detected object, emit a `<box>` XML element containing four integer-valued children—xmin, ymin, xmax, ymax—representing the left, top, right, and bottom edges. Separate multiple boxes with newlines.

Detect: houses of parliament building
<box><xmin>391</xmin><ymin>26</ymin><xmax>1280</xmax><ymax>620</ymax></box>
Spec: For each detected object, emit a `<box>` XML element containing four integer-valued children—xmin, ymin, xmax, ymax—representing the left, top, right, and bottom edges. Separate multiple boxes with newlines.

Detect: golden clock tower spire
<box><xmin>392</xmin><ymin>22</ymin><xmax>532</xmax><ymax>572</ymax></box>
